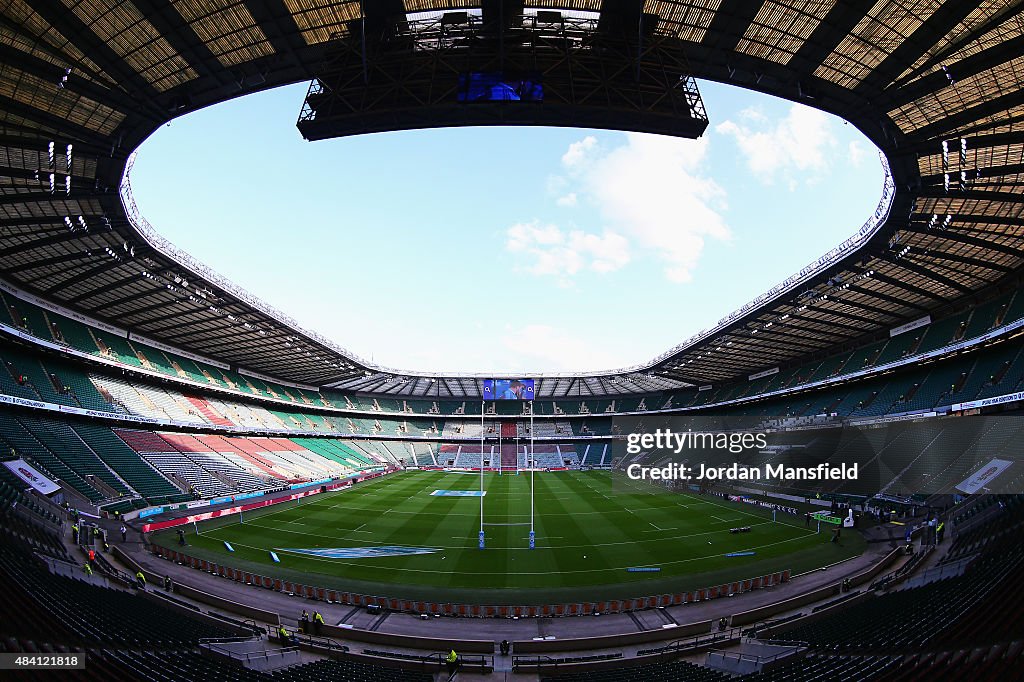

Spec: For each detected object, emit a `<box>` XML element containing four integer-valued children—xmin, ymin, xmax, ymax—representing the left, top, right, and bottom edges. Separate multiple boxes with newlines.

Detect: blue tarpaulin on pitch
<box><xmin>275</xmin><ymin>546</ymin><xmax>440</xmax><ymax>559</ymax></box>
<box><xmin>431</xmin><ymin>490</ymin><xmax>486</xmax><ymax>497</ymax></box>
<box><xmin>725</xmin><ymin>551</ymin><xmax>756</xmax><ymax>557</ymax></box>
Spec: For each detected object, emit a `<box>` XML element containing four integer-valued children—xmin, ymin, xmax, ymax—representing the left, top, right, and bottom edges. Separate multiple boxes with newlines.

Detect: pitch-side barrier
<box><xmin>149</xmin><ymin>543</ymin><xmax>790</xmax><ymax>617</ymax></box>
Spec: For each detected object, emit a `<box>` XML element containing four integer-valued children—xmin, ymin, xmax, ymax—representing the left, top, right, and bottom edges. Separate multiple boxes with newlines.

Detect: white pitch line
<box><xmin>218</xmin><ymin>518</ymin><xmax>779</xmax><ymax>550</ymax></box>
<box><xmin>201</xmin><ymin>530</ymin><xmax>819</xmax><ymax>576</ymax></box>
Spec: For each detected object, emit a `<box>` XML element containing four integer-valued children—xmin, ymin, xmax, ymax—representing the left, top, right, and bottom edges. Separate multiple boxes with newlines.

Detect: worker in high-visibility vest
<box><xmin>277</xmin><ymin>624</ymin><xmax>294</xmax><ymax>644</ymax></box>
<box><xmin>136</xmin><ymin>571</ymin><xmax>146</xmax><ymax>589</ymax></box>
<box><xmin>82</xmin><ymin>562</ymin><xmax>92</xmax><ymax>576</ymax></box>
<box><xmin>446</xmin><ymin>649</ymin><xmax>459</xmax><ymax>676</ymax></box>
<box><xmin>312</xmin><ymin>611</ymin><xmax>324</xmax><ymax>636</ymax></box>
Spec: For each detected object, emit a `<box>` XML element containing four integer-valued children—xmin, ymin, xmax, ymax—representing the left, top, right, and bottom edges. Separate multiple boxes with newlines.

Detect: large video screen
<box><xmin>457</xmin><ymin>72</ymin><xmax>543</xmax><ymax>102</ymax></box>
<box><xmin>483</xmin><ymin>379</ymin><xmax>536</xmax><ymax>401</ymax></box>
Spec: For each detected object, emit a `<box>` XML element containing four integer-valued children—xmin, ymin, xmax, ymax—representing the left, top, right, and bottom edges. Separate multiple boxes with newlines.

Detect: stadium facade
<box><xmin>1</xmin><ymin>2</ymin><xmax>1023</xmax><ymax>680</ymax></box>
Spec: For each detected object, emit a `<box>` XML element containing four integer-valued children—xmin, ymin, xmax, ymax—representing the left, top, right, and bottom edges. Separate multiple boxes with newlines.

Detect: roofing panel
<box><xmin>814</xmin><ymin>0</ymin><xmax>941</xmax><ymax>89</ymax></box>
<box><xmin>404</xmin><ymin>0</ymin><xmax>481</xmax><ymax>10</ymax></box>
<box><xmin>644</xmin><ymin>0</ymin><xmax>723</xmax><ymax>43</ymax></box>
<box><xmin>889</xmin><ymin>55</ymin><xmax>1024</xmax><ymax>133</ymax></box>
<box><xmin>0</xmin><ymin>0</ymin><xmax>113</xmax><ymax>86</ymax></box>
<box><xmin>0</xmin><ymin>65</ymin><xmax>125</xmax><ymax>134</ymax></box>
<box><xmin>895</xmin><ymin>1</ymin><xmax>1023</xmax><ymax>85</ymax></box>
<box><xmin>523</xmin><ymin>1</ymin><xmax>602</xmax><ymax>10</ymax></box>
<box><xmin>283</xmin><ymin>0</ymin><xmax>362</xmax><ymax>45</ymax></box>
<box><xmin>61</xmin><ymin>0</ymin><xmax>199</xmax><ymax>92</ymax></box>
<box><xmin>170</xmin><ymin>0</ymin><xmax>274</xmax><ymax>68</ymax></box>
<box><xmin>736</xmin><ymin>0</ymin><xmax>836</xmax><ymax>66</ymax></box>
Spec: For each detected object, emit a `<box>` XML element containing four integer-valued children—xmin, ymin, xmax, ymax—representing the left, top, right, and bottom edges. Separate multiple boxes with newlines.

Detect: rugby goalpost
<box><xmin>478</xmin><ymin>398</ymin><xmax>535</xmax><ymax>550</ymax></box>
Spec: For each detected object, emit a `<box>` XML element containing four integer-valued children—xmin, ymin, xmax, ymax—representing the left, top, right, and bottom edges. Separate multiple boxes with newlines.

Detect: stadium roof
<box><xmin>0</xmin><ymin>1</ymin><xmax>1023</xmax><ymax>399</ymax></box>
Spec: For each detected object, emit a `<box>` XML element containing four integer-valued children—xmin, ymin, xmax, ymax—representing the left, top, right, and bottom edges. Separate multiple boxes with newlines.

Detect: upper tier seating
<box><xmin>4</xmin><ymin>288</ymin><xmax>1024</xmax><ymax>419</ymax></box>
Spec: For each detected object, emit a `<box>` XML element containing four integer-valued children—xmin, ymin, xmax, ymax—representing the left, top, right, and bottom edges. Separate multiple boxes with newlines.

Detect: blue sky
<box><xmin>130</xmin><ymin>80</ymin><xmax>885</xmax><ymax>375</ymax></box>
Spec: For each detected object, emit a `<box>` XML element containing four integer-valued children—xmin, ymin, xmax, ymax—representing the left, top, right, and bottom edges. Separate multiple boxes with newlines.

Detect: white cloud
<box><xmin>509</xmin><ymin>131</ymin><xmax>731</xmax><ymax>284</ymax></box>
<box><xmin>561</xmin><ymin>135</ymin><xmax>598</xmax><ymax>169</ymax></box>
<box><xmin>848</xmin><ymin>140</ymin><xmax>867</xmax><ymax>168</ymax></box>
<box><xmin>571</xmin><ymin>230</ymin><xmax>630</xmax><ymax>273</ymax></box>
<box><xmin>506</xmin><ymin>221</ymin><xmax>564</xmax><ymax>250</ymax></box>
<box><xmin>505</xmin><ymin>220</ymin><xmax>629</xmax><ymax>283</ymax></box>
<box><xmin>738</xmin><ymin>106</ymin><xmax>767</xmax><ymax>123</ymax></box>
<box><xmin>571</xmin><ymin>132</ymin><xmax>729</xmax><ymax>283</ymax></box>
<box><xmin>715</xmin><ymin>103</ymin><xmax>836</xmax><ymax>185</ymax></box>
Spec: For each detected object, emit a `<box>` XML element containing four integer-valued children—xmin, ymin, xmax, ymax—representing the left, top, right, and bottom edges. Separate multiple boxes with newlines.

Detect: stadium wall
<box><xmin>147</xmin><ymin>543</ymin><xmax>790</xmax><ymax>617</ymax></box>
<box><xmin>511</xmin><ymin>620</ymin><xmax>713</xmax><ymax>653</ymax></box>
<box><xmin>728</xmin><ymin>546</ymin><xmax>901</xmax><ymax>626</ymax></box>
<box><xmin>139</xmin><ymin>477</ymin><xmax>379</xmax><ymax>532</ymax></box>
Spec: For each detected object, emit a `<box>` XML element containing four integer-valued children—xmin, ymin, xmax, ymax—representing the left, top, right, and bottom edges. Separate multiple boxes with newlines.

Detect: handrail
<box><xmin>198</xmin><ymin>635</ymin><xmax>258</xmax><ymax>645</ymax></box>
<box><xmin>243</xmin><ymin>618</ymin><xmax>264</xmax><ymax>638</ymax></box>
<box><xmin>512</xmin><ymin>654</ymin><xmax>558</xmax><ymax>672</ymax></box>
<box><xmin>423</xmin><ymin>651</ymin><xmax>492</xmax><ymax>672</ymax></box>
<box><xmin>637</xmin><ymin>628</ymin><xmax>742</xmax><ymax>659</ymax></box>
<box><xmin>512</xmin><ymin>652</ymin><xmax>623</xmax><ymax>671</ymax></box>
<box><xmin>204</xmin><ymin>641</ymin><xmax>299</xmax><ymax>664</ymax></box>
<box><xmin>760</xmin><ymin>639</ymin><xmax>811</xmax><ymax>648</ymax></box>
<box><xmin>707</xmin><ymin>646</ymin><xmax>801</xmax><ymax>665</ymax></box>
<box><xmin>302</xmin><ymin>634</ymin><xmax>349</xmax><ymax>653</ymax></box>
<box><xmin>871</xmin><ymin>545</ymin><xmax>935</xmax><ymax>590</ymax></box>
<box><xmin>744</xmin><ymin>612</ymin><xmax>807</xmax><ymax>638</ymax></box>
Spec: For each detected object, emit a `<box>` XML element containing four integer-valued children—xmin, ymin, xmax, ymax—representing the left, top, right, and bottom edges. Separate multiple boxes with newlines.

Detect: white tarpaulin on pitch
<box><xmin>3</xmin><ymin>458</ymin><xmax>61</xmax><ymax>496</ymax></box>
<box><xmin>956</xmin><ymin>458</ymin><xmax>1013</xmax><ymax>495</ymax></box>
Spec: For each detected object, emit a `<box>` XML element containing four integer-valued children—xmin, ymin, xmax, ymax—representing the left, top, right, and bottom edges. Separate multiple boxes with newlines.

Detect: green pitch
<box><xmin>152</xmin><ymin>470</ymin><xmax>865</xmax><ymax>604</ymax></box>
